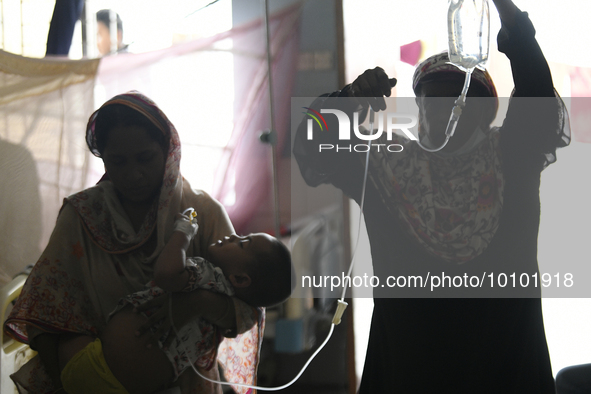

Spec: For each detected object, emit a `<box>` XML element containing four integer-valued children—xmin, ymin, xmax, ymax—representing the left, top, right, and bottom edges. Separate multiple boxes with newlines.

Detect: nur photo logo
<box><xmin>303</xmin><ymin>107</ymin><xmax>418</xmax><ymax>153</ymax></box>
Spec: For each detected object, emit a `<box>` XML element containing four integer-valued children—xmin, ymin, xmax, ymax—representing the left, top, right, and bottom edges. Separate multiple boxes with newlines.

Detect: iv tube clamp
<box><xmin>332</xmin><ymin>299</ymin><xmax>349</xmax><ymax>325</ymax></box>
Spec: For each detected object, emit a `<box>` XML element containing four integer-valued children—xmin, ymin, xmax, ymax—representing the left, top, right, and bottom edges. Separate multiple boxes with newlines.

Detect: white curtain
<box><xmin>0</xmin><ymin>50</ymin><xmax>99</xmax><ymax>285</ymax></box>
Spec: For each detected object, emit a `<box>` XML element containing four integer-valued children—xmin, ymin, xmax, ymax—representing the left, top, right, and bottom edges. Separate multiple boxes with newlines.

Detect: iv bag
<box><xmin>447</xmin><ymin>0</ymin><xmax>490</xmax><ymax>71</ymax></box>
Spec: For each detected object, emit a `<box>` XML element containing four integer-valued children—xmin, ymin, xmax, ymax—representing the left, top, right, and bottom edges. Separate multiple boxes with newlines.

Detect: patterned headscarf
<box><xmin>413</xmin><ymin>52</ymin><xmax>497</xmax><ymax>96</ymax></box>
<box><xmin>74</xmin><ymin>91</ymin><xmax>183</xmax><ymax>255</ymax></box>
<box><xmin>413</xmin><ymin>52</ymin><xmax>499</xmax><ymax>127</ymax></box>
<box><xmin>367</xmin><ymin>132</ymin><xmax>504</xmax><ymax>263</ymax></box>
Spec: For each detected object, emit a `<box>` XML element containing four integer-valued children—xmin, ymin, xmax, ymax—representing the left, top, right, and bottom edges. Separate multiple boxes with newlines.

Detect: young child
<box><xmin>61</xmin><ymin>210</ymin><xmax>293</xmax><ymax>394</ymax></box>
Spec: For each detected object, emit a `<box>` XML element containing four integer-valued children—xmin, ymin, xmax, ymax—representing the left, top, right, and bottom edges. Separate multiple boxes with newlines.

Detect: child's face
<box><xmin>207</xmin><ymin>233</ymin><xmax>275</xmax><ymax>273</ymax></box>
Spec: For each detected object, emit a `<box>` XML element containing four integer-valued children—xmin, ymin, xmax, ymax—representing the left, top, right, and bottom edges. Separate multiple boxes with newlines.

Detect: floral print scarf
<box><xmin>367</xmin><ymin>129</ymin><xmax>504</xmax><ymax>264</ymax></box>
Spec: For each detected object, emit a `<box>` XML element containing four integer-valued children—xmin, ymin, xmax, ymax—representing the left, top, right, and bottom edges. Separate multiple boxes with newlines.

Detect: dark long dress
<box><xmin>294</xmin><ymin>12</ymin><xmax>569</xmax><ymax>393</ymax></box>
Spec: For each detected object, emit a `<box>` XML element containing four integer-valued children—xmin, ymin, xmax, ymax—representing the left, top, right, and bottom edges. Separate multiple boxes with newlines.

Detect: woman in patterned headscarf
<box><xmin>294</xmin><ymin>0</ymin><xmax>569</xmax><ymax>392</ymax></box>
<box><xmin>4</xmin><ymin>91</ymin><xmax>262</xmax><ymax>394</ymax></box>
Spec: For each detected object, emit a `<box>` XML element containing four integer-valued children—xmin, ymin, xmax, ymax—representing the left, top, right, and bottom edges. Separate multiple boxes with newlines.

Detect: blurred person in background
<box><xmin>96</xmin><ymin>9</ymin><xmax>128</xmax><ymax>56</ymax></box>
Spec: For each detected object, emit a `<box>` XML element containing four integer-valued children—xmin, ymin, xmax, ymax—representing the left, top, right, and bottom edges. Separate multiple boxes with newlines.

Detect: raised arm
<box><xmin>153</xmin><ymin>211</ymin><xmax>198</xmax><ymax>292</ymax></box>
<box><xmin>492</xmin><ymin>0</ymin><xmax>570</xmax><ymax>169</ymax></box>
<box><xmin>492</xmin><ymin>0</ymin><xmax>554</xmax><ymax>97</ymax></box>
<box><xmin>293</xmin><ymin>69</ymin><xmax>397</xmax><ymax>202</ymax></box>
<box><xmin>153</xmin><ymin>229</ymin><xmax>191</xmax><ymax>292</ymax></box>
<box><xmin>491</xmin><ymin>0</ymin><xmax>521</xmax><ymax>28</ymax></box>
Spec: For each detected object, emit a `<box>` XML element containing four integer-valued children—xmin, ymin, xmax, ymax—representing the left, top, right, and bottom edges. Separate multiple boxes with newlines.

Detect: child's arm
<box><xmin>154</xmin><ymin>211</ymin><xmax>198</xmax><ymax>292</ymax></box>
<box><xmin>154</xmin><ymin>231</ymin><xmax>191</xmax><ymax>292</ymax></box>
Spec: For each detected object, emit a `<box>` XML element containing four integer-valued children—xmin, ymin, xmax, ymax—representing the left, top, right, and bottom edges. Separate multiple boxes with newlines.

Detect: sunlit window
<box><xmin>86</xmin><ymin>0</ymin><xmax>234</xmax><ymax>193</ymax></box>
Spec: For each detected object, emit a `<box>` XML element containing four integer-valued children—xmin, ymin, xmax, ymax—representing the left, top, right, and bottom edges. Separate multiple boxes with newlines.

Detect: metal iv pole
<box><xmin>261</xmin><ymin>0</ymin><xmax>282</xmax><ymax>238</ymax></box>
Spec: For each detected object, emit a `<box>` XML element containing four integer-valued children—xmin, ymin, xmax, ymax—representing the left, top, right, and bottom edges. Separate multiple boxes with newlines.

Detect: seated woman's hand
<box><xmin>134</xmin><ymin>291</ymin><xmax>196</xmax><ymax>347</ymax></box>
<box><xmin>134</xmin><ymin>292</ymin><xmax>172</xmax><ymax>345</ymax></box>
<box><xmin>103</xmin><ymin>304</ymin><xmax>175</xmax><ymax>392</ymax></box>
<box><xmin>135</xmin><ymin>289</ymin><xmax>237</xmax><ymax>343</ymax></box>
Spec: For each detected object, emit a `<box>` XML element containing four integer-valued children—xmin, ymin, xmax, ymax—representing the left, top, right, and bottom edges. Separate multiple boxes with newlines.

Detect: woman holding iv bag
<box><xmin>294</xmin><ymin>0</ymin><xmax>569</xmax><ymax>392</ymax></box>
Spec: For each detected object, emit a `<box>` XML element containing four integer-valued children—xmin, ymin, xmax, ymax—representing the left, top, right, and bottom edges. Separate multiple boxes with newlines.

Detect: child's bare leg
<box><xmin>102</xmin><ymin>305</ymin><xmax>175</xmax><ymax>394</ymax></box>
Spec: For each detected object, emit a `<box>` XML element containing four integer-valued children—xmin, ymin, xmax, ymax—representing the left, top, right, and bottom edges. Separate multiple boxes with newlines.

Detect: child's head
<box><xmin>208</xmin><ymin>233</ymin><xmax>294</xmax><ymax>307</ymax></box>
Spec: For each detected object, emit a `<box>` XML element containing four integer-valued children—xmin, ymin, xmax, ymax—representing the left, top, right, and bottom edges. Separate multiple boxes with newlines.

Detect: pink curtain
<box><xmin>568</xmin><ymin>66</ymin><xmax>591</xmax><ymax>143</ymax></box>
<box><xmin>212</xmin><ymin>4</ymin><xmax>301</xmax><ymax>234</ymax></box>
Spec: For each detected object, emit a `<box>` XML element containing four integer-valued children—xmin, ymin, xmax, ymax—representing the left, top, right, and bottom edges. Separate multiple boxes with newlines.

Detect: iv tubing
<box><xmin>171</xmin><ymin>109</ymin><xmax>377</xmax><ymax>391</ymax></box>
<box><xmin>416</xmin><ymin>69</ymin><xmax>473</xmax><ymax>153</ymax></box>
<box><xmin>339</xmin><ymin>109</ymin><xmax>374</xmax><ymax>301</ymax></box>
